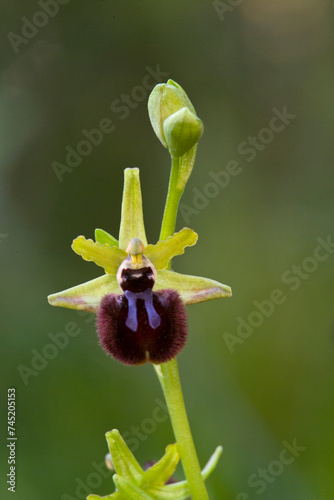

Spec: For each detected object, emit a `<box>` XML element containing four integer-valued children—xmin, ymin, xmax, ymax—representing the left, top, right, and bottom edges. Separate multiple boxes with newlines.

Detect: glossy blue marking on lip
<box><xmin>143</xmin><ymin>292</ymin><xmax>161</xmax><ymax>329</ymax></box>
<box><xmin>124</xmin><ymin>290</ymin><xmax>161</xmax><ymax>332</ymax></box>
<box><xmin>124</xmin><ymin>290</ymin><xmax>138</xmax><ymax>331</ymax></box>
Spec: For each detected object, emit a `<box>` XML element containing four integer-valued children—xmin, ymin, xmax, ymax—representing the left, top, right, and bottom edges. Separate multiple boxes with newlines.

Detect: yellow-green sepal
<box><xmin>118</xmin><ymin>168</ymin><xmax>147</xmax><ymax>250</ymax></box>
<box><xmin>47</xmin><ymin>274</ymin><xmax>121</xmax><ymax>312</ymax></box>
<box><xmin>155</xmin><ymin>270</ymin><xmax>232</xmax><ymax>304</ymax></box>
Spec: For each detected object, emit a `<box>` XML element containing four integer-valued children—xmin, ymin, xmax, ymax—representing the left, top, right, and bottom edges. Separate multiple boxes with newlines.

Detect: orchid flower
<box><xmin>48</xmin><ymin>168</ymin><xmax>231</xmax><ymax>365</ymax></box>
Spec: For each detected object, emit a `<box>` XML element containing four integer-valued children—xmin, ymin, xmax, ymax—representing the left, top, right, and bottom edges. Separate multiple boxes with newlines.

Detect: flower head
<box><xmin>86</xmin><ymin>429</ymin><xmax>223</xmax><ymax>500</ymax></box>
<box><xmin>48</xmin><ymin>168</ymin><xmax>231</xmax><ymax>365</ymax></box>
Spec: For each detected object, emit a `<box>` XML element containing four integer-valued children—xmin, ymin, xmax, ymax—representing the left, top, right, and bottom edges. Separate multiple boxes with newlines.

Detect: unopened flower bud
<box><xmin>163</xmin><ymin>107</ymin><xmax>203</xmax><ymax>158</ymax></box>
<box><xmin>148</xmin><ymin>79</ymin><xmax>202</xmax><ymax>157</ymax></box>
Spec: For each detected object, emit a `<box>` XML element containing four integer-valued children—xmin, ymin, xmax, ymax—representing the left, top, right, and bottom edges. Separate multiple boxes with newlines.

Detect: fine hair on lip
<box><xmin>97</xmin><ymin>287</ymin><xmax>187</xmax><ymax>365</ymax></box>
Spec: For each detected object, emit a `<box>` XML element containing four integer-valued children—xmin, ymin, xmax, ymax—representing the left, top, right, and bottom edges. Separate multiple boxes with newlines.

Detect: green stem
<box><xmin>159</xmin><ymin>157</ymin><xmax>183</xmax><ymax>242</ymax></box>
<box><xmin>155</xmin><ymin>158</ymin><xmax>210</xmax><ymax>499</ymax></box>
<box><xmin>154</xmin><ymin>361</ymin><xmax>210</xmax><ymax>500</ymax></box>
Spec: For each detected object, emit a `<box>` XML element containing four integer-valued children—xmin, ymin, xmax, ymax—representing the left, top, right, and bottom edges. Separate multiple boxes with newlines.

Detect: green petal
<box><xmin>155</xmin><ymin>270</ymin><xmax>232</xmax><ymax>304</ymax></box>
<box><xmin>72</xmin><ymin>236</ymin><xmax>126</xmax><ymax>274</ymax></box>
<box><xmin>106</xmin><ymin>430</ymin><xmax>144</xmax><ymax>483</ymax></box>
<box><xmin>95</xmin><ymin>228</ymin><xmax>119</xmax><ymax>247</ymax></box>
<box><xmin>143</xmin><ymin>444</ymin><xmax>179</xmax><ymax>487</ymax></box>
<box><xmin>145</xmin><ymin>228</ymin><xmax>198</xmax><ymax>270</ymax></box>
<box><xmin>47</xmin><ymin>274</ymin><xmax>121</xmax><ymax>312</ymax></box>
<box><xmin>113</xmin><ymin>476</ymin><xmax>153</xmax><ymax>500</ymax></box>
<box><xmin>118</xmin><ymin>168</ymin><xmax>147</xmax><ymax>250</ymax></box>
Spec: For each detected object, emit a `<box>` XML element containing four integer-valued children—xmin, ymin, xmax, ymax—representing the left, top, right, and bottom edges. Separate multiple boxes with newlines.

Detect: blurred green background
<box><xmin>1</xmin><ymin>1</ymin><xmax>334</xmax><ymax>499</ymax></box>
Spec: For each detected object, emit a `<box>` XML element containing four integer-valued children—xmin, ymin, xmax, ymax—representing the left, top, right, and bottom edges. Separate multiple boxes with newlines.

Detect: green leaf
<box><xmin>118</xmin><ymin>168</ymin><xmax>148</xmax><ymax>250</ymax></box>
<box><xmin>143</xmin><ymin>444</ymin><xmax>179</xmax><ymax>487</ymax></box>
<box><xmin>106</xmin><ymin>430</ymin><xmax>144</xmax><ymax>483</ymax></box>
<box><xmin>154</xmin><ymin>270</ymin><xmax>232</xmax><ymax>304</ymax></box>
<box><xmin>72</xmin><ymin>236</ymin><xmax>126</xmax><ymax>274</ymax></box>
<box><xmin>145</xmin><ymin>228</ymin><xmax>198</xmax><ymax>270</ymax></box>
<box><xmin>95</xmin><ymin>228</ymin><xmax>119</xmax><ymax>247</ymax></box>
<box><xmin>47</xmin><ymin>274</ymin><xmax>121</xmax><ymax>312</ymax></box>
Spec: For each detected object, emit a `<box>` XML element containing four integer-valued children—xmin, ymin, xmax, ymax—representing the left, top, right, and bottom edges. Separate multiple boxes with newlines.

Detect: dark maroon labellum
<box><xmin>96</xmin><ymin>266</ymin><xmax>187</xmax><ymax>365</ymax></box>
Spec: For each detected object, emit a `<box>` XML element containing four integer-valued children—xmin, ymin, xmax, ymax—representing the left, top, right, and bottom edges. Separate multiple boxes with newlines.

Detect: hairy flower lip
<box><xmin>97</xmin><ymin>288</ymin><xmax>188</xmax><ymax>365</ymax></box>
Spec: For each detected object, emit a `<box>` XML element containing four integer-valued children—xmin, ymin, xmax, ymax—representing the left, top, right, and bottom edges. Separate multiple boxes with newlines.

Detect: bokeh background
<box><xmin>1</xmin><ymin>1</ymin><xmax>334</xmax><ymax>499</ymax></box>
